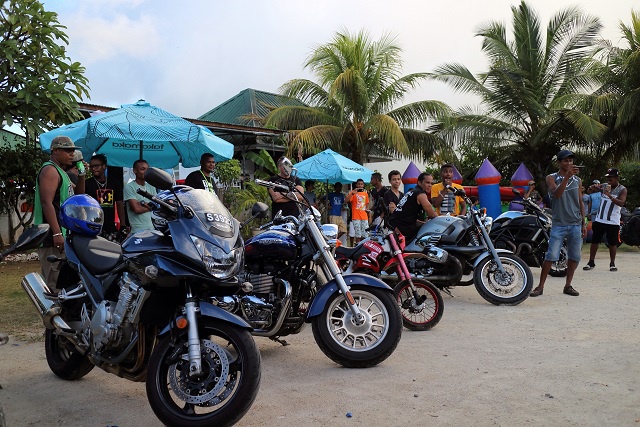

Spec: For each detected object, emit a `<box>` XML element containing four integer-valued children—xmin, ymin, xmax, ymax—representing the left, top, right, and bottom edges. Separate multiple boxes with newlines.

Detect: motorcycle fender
<box><xmin>306</xmin><ymin>273</ymin><xmax>392</xmax><ymax>320</ymax></box>
<box><xmin>159</xmin><ymin>301</ymin><xmax>252</xmax><ymax>336</ymax></box>
<box><xmin>382</xmin><ymin>252</ymin><xmax>429</xmax><ymax>273</ymax></box>
<box><xmin>472</xmin><ymin>249</ymin><xmax>513</xmax><ymax>269</ymax></box>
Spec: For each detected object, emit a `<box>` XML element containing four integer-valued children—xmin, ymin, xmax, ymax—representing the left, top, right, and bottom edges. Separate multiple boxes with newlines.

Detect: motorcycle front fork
<box><xmin>387</xmin><ymin>233</ymin><xmax>423</xmax><ymax>304</ymax></box>
<box><xmin>184</xmin><ymin>287</ymin><xmax>203</xmax><ymax>376</ymax></box>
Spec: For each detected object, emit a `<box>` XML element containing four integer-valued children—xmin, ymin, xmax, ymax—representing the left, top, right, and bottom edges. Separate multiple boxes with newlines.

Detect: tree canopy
<box><xmin>265</xmin><ymin>29</ymin><xmax>452</xmax><ymax>165</ymax></box>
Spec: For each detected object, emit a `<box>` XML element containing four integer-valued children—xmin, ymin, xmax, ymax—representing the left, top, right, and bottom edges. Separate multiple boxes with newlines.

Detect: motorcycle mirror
<box><xmin>0</xmin><ymin>223</ymin><xmax>50</xmax><ymax>259</ymax></box>
<box><xmin>251</xmin><ymin>202</ymin><xmax>269</xmax><ymax>219</ymax></box>
<box><xmin>145</xmin><ymin>168</ymin><xmax>174</xmax><ymax>191</ymax></box>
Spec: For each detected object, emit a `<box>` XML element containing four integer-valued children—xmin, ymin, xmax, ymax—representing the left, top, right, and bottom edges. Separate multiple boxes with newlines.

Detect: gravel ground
<box><xmin>0</xmin><ymin>252</ymin><xmax>639</xmax><ymax>426</ymax></box>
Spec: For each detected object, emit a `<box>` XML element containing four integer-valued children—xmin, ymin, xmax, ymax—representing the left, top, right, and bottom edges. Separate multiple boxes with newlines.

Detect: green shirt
<box><xmin>34</xmin><ymin>161</ymin><xmax>73</xmax><ymax>237</ymax></box>
<box><xmin>124</xmin><ymin>181</ymin><xmax>157</xmax><ymax>233</ymax></box>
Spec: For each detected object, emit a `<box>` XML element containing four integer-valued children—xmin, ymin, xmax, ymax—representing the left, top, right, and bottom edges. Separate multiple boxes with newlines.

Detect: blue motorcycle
<box><xmin>16</xmin><ymin>168</ymin><xmax>261</xmax><ymax>427</ymax></box>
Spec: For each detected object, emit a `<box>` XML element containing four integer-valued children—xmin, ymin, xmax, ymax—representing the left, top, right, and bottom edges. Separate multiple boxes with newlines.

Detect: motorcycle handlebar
<box><xmin>136</xmin><ymin>188</ymin><xmax>178</xmax><ymax>214</ymax></box>
<box><xmin>255</xmin><ymin>179</ymin><xmax>291</xmax><ymax>193</ymax></box>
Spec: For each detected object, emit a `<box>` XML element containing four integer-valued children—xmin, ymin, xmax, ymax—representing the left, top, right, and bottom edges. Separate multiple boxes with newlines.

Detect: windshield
<box><xmin>176</xmin><ymin>189</ymin><xmax>234</xmax><ymax>235</ymax></box>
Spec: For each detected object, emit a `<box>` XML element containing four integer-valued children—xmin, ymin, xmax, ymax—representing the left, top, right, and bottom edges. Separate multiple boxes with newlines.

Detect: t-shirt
<box><xmin>85</xmin><ymin>175</ymin><xmax>123</xmax><ymax>234</ymax></box>
<box><xmin>431</xmin><ymin>182</ymin><xmax>464</xmax><ymax>215</ymax></box>
<box><xmin>268</xmin><ymin>174</ymin><xmax>303</xmax><ymax>218</ymax></box>
<box><xmin>383</xmin><ymin>189</ymin><xmax>404</xmax><ymax>214</ymax></box>
<box><xmin>124</xmin><ymin>181</ymin><xmax>157</xmax><ymax>233</ymax></box>
<box><xmin>304</xmin><ymin>191</ymin><xmax>317</xmax><ymax>206</ymax></box>
<box><xmin>548</xmin><ymin>172</ymin><xmax>582</xmax><ymax>226</ymax></box>
<box><xmin>327</xmin><ymin>191</ymin><xmax>345</xmax><ymax>216</ymax></box>
<box><xmin>185</xmin><ymin>170</ymin><xmax>217</xmax><ymax>195</ymax></box>
<box><xmin>370</xmin><ymin>186</ymin><xmax>388</xmax><ymax>219</ymax></box>
<box><xmin>588</xmin><ymin>192</ymin><xmax>602</xmax><ymax>217</ymax></box>
<box><xmin>349</xmin><ymin>190</ymin><xmax>369</xmax><ymax>221</ymax></box>
<box><xmin>389</xmin><ymin>186</ymin><xmax>424</xmax><ymax>239</ymax></box>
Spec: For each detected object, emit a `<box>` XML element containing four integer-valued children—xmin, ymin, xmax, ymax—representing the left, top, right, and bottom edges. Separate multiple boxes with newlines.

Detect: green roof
<box><xmin>198</xmin><ymin>88</ymin><xmax>306</xmax><ymax>127</ymax></box>
<box><xmin>0</xmin><ymin>128</ymin><xmax>28</xmax><ymax>149</ymax></box>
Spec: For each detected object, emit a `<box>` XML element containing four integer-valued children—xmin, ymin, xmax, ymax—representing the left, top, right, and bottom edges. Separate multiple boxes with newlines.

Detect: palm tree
<box><xmin>582</xmin><ymin>10</ymin><xmax>640</xmax><ymax>169</ymax></box>
<box><xmin>264</xmin><ymin>29</ymin><xmax>452</xmax><ymax>165</ymax></box>
<box><xmin>428</xmin><ymin>1</ymin><xmax>605</xmax><ymax>182</ymax></box>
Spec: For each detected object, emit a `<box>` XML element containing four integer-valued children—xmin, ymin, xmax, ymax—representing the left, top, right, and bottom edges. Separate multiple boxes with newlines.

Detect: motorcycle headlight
<box><xmin>190</xmin><ymin>235</ymin><xmax>242</xmax><ymax>279</ymax></box>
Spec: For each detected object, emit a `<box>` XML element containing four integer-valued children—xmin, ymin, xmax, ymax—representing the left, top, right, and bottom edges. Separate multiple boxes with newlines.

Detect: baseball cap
<box><xmin>592</xmin><ymin>179</ymin><xmax>600</xmax><ymax>185</ymax></box>
<box><xmin>556</xmin><ymin>149</ymin><xmax>575</xmax><ymax>161</ymax></box>
<box><xmin>604</xmin><ymin>168</ymin><xmax>619</xmax><ymax>177</ymax></box>
<box><xmin>50</xmin><ymin>136</ymin><xmax>79</xmax><ymax>150</ymax></box>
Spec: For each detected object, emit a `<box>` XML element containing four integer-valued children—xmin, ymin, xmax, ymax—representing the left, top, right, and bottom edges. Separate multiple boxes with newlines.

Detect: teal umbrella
<box><xmin>39</xmin><ymin>100</ymin><xmax>234</xmax><ymax>168</ymax></box>
<box><xmin>294</xmin><ymin>149</ymin><xmax>373</xmax><ymax>184</ymax></box>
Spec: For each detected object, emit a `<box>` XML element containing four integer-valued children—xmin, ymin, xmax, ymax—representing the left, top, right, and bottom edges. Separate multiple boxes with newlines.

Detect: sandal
<box><xmin>563</xmin><ymin>286</ymin><xmax>579</xmax><ymax>296</ymax></box>
<box><xmin>530</xmin><ymin>286</ymin><xmax>544</xmax><ymax>297</ymax></box>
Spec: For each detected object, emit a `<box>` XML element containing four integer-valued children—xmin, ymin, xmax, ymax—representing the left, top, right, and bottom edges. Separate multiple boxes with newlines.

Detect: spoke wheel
<box><xmin>394</xmin><ymin>278</ymin><xmax>444</xmax><ymax>331</ymax></box>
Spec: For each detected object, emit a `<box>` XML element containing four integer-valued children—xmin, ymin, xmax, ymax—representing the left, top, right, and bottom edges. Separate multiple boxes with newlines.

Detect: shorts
<box><xmin>351</xmin><ymin>219</ymin><xmax>369</xmax><ymax>238</ymax></box>
<box><xmin>591</xmin><ymin>221</ymin><xmax>621</xmax><ymax>245</ymax></box>
<box><xmin>329</xmin><ymin>215</ymin><xmax>347</xmax><ymax>233</ymax></box>
<box><xmin>545</xmin><ymin>224</ymin><xmax>582</xmax><ymax>262</ymax></box>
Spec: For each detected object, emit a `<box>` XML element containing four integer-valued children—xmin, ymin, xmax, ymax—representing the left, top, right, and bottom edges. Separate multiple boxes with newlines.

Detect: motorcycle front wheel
<box><xmin>45</xmin><ymin>329</ymin><xmax>94</xmax><ymax>380</ymax></box>
<box><xmin>146</xmin><ymin>319</ymin><xmax>261</xmax><ymax>427</ymax></box>
<box><xmin>473</xmin><ymin>253</ymin><xmax>533</xmax><ymax>305</ymax></box>
<box><xmin>311</xmin><ymin>285</ymin><xmax>402</xmax><ymax>368</ymax></box>
<box><xmin>393</xmin><ymin>278</ymin><xmax>444</xmax><ymax>331</ymax></box>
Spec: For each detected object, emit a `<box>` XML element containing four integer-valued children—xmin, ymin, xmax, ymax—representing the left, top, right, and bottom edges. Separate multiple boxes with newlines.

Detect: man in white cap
<box><xmin>530</xmin><ymin>149</ymin><xmax>585</xmax><ymax>297</ymax></box>
<box><xmin>583</xmin><ymin>168</ymin><xmax>627</xmax><ymax>272</ymax></box>
<box><xmin>33</xmin><ymin>136</ymin><xmax>85</xmax><ymax>291</ymax></box>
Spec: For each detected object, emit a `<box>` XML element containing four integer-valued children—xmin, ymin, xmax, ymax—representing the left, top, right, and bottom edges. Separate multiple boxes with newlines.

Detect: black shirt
<box><xmin>389</xmin><ymin>186</ymin><xmax>425</xmax><ymax>240</ymax></box>
<box><xmin>268</xmin><ymin>174</ymin><xmax>303</xmax><ymax>218</ymax></box>
<box><xmin>371</xmin><ymin>186</ymin><xmax>388</xmax><ymax>219</ymax></box>
<box><xmin>383</xmin><ymin>189</ymin><xmax>404</xmax><ymax>216</ymax></box>
<box><xmin>185</xmin><ymin>170</ymin><xmax>217</xmax><ymax>195</ymax></box>
<box><xmin>84</xmin><ymin>175</ymin><xmax>123</xmax><ymax>234</ymax></box>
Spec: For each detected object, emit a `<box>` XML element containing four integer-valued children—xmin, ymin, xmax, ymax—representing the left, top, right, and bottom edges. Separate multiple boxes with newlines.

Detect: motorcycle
<box><xmin>12</xmin><ymin>168</ymin><xmax>261</xmax><ymax>427</ymax></box>
<box><xmin>224</xmin><ymin>158</ymin><xmax>402</xmax><ymax>368</ymax></box>
<box><xmin>334</xmin><ymin>220</ymin><xmax>445</xmax><ymax>331</ymax></box>
<box><xmin>400</xmin><ymin>186</ymin><xmax>534</xmax><ymax>305</ymax></box>
<box><xmin>489</xmin><ymin>189</ymin><xmax>568</xmax><ymax>277</ymax></box>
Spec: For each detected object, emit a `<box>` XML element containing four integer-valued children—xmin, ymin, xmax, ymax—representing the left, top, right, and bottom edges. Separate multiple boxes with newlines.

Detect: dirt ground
<box><xmin>1</xmin><ymin>252</ymin><xmax>639</xmax><ymax>426</ymax></box>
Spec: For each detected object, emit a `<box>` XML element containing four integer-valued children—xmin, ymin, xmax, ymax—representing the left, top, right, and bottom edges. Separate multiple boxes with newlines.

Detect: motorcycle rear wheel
<box><xmin>311</xmin><ymin>285</ymin><xmax>402</xmax><ymax>368</ymax></box>
<box><xmin>45</xmin><ymin>329</ymin><xmax>94</xmax><ymax>380</ymax></box>
<box><xmin>146</xmin><ymin>319</ymin><xmax>261</xmax><ymax>427</ymax></box>
<box><xmin>393</xmin><ymin>278</ymin><xmax>444</xmax><ymax>331</ymax></box>
<box><xmin>549</xmin><ymin>241</ymin><xmax>568</xmax><ymax>277</ymax></box>
<box><xmin>473</xmin><ymin>253</ymin><xmax>533</xmax><ymax>305</ymax></box>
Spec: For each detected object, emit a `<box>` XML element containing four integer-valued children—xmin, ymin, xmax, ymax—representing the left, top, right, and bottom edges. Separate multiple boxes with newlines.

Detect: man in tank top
<box><xmin>389</xmin><ymin>172</ymin><xmax>437</xmax><ymax>241</ymax></box>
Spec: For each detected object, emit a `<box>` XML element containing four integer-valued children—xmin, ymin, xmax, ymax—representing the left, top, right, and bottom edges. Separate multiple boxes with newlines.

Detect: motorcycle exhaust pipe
<box><xmin>21</xmin><ymin>273</ymin><xmax>73</xmax><ymax>332</ymax></box>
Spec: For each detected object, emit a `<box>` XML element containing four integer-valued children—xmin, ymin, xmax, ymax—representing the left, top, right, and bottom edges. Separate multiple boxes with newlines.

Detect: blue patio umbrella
<box><xmin>39</xmin><ymin>100</ymin><xmax>234</xmax><ymax>168</ymax></box>
<box><xmin>294</xmin><ymin>149</ymin><xmax>374</xmax><ymax>184</ymax></box>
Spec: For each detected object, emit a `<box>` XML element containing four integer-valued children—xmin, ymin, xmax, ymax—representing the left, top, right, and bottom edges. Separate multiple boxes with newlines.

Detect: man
<box><xmin>325</xmin><ymin>182</ymin><xmax>347</xmax><ymax>238</ymax></box>
<box><xmin>584</xmin><ymin>179</ymin><xmax>603</xmax><ymax>222</ymax></box>
<box><xmin>345</xmin><ymin>179</ymin><xmax>370</xmax><ymax>244</ymax></box>
<box><xmin>123</xmin><ymin>159</ymin><xmax>157</xmax><ymax>234</ymax></box>
<box><xmin>369</xmin><ymin>172</ymin><xmax>387</xmax><ymax>225</ymax></box>
<box><xmin>268</xmin><ymin>157</ymin><xmax>304</xmax><ymax>219</ymax></box>
<box><xmin>431</xmin><ymin>163</ymin><xmax>467</xmax><ymax>216</ymax></box>
<box><xmin>185</xmin><ymin>153</ymin><xmax>217</xmax><ymax>195</ymax></box>
<box><xmin>383</xmin><ymin>170</ymin><xmax>403</xmax><ymax>214</ymax></box>
<box><xmin>304</xmin><ymin>180</ymin><xmax>318</xmax><ymax>208</ymax></box>
<box><xmin>583</xmin><ymin>168</ymin><xmax>627</xmax><ymax>272</ymax></box>
<box><xmin>389</xmin><ymin>172</ymin><xmax>437</xmax><ymax>241</ymax></box>
<box><xmin>33</xmin><ymin>136</ymin><xmax>85</xmax><ymax>291</ymax></box>
<box><xmin>84</xmin><ymin>154</ymin><xmax>125</xmax><ymax>240</ymax></box>
<box><xmin>530</xmin><ymin>149</ymin><xmax>586</xmax><ymax>297</ymax></box>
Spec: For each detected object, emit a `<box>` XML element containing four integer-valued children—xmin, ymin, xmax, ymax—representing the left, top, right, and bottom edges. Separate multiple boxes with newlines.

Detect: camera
<box><xmin>356</xmin><ymin>188</ymin><xmax>365</xmax><ymax>192</ymax></box>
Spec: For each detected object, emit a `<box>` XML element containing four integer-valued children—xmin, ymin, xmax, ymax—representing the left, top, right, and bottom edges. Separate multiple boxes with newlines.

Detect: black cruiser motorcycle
<box><xmin>221</xmin><ymin>158</ymin><xmax>402</xmax><ymax>368</ymax></box>
<box><xmin>10</xmin><ymin>168</ymin><xmax>261</xmax><ymax>427</ymax></box>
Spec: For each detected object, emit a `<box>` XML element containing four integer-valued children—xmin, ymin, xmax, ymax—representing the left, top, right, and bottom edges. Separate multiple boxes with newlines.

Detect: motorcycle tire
<box><xmin>473</xmin><ymin>253</ymin><xmax>533</xmax><ymax>305</ymax></box>
<box><xmin>146</xmin><ymin>319</ymin><xmax>261</xmax><ymax>427</ymax></box>
<box><xmin>549</xmin><ymin>242</ymin><xmax>568</xmax><ymax>277</ymax></box>
<box><xmin>311</xmin><ymin>285</ymin><xmax>402</xmax><ymax>368</ymax></box>
<box><xmin>45</xmin><ymin>329</ymin><xmax>94</xmax><ymax>380</ymax></box>
<box><xmin>393</xmin><ymin>278</ymin><xmax>444</xmax><ymax>331</ymax></box>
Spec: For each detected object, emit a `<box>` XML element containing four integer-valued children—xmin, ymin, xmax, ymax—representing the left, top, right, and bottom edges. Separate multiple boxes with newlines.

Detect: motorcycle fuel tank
<box><xmin>121</xmin><ymin>229</ymin><xmax>174</xmax><ymax>254</ymax></box>
<box><xmin>244</xmin><ymin>229</ymin><xmax>299</xmax><ymax>262</ymax></box>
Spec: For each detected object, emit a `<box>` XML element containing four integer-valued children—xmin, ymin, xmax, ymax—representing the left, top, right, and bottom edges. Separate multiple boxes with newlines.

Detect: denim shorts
<box><xmin>546</xmin><ymin>224</ymin><xmax>582</xmax><ymax>262</ymax></box>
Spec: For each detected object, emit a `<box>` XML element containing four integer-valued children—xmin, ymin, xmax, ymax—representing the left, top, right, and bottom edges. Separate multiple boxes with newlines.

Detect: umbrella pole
<box><xmin>139</xmin><ymin>140</ymin><xmax>143</xmax><ymax>161</ymax></box>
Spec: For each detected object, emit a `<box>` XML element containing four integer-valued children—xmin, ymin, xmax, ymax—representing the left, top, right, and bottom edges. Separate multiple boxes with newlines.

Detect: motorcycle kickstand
<box><xmin>441</xmin><ymin>287</ymin><xmax>455</xmax><ymax>298</ymax></box>
<box><xmin>270</xmin><ymin>336</ymin><xmax>290</xmax><ymax>346</ymax></box>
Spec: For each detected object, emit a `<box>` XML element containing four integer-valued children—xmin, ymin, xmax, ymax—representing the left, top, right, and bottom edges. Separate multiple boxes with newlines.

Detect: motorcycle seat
<box><xmin>335</xmin><ymin>245</ymin><xmax>362</xmax><ymax>258</ymax></box>
<box><xmin>439</xmin><ymin>245</ymin><xmax>486</xmax><ymax>258</ymax></box>
<box><xmin>71</xmin><ymin>235</ymin><xmax>123</xmax><ymax>275</ymax></box>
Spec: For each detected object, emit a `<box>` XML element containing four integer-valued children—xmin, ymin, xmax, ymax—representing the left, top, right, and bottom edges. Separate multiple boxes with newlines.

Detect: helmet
<box><xmin>60</xmin><ymin>194</ymin><xmax>104</xmax><ymax>236</ymax></box>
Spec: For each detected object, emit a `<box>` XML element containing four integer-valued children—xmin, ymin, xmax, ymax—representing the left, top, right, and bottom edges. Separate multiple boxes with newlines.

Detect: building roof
<box><xmin>198</xmin><ymin>88</ymin><xmax>306</xmax><ymax>127</ymax></box>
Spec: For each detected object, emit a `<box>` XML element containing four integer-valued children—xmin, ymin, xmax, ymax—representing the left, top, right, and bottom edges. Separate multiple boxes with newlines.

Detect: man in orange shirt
<box><xmin>346</xmin><ymin>178</ymin><xmax>370</xmax><ymax>245</ymax></box>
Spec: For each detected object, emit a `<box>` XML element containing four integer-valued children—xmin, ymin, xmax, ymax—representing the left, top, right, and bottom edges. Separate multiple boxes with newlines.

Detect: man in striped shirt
<box><xmin>583</xmin><ymin>168</ymin><xmax>627</xmax><ymax>272</ymax></box>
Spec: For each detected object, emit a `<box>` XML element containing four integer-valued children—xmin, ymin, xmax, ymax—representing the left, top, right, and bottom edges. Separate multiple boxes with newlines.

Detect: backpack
<box><xmin>621</xmin><ymin>214</ymin><xmax>640</xmax><ymax>246</ymax></box>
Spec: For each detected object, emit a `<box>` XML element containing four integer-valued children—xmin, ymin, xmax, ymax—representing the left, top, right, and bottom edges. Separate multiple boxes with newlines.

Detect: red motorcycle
<box><xmin>334</xmin><ymin>224</ymin><xmax>444</xmax><ymax>331</ymax></box>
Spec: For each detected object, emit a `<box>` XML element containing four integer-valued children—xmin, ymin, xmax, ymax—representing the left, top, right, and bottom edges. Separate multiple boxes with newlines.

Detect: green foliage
<box><xmin>0</xmin><ymin>142</ymin><xmax>48</xmax><ymax>246</ymax></box>
<box><xmin>265</xmin><ymin>29</ymin><xmax>452</xmax><ymax>165</ymax></box>
<box><xmin>619</xmin><ymin>162</ymin><xmax>640</xmax><ymax>209</ymax></box>
<box><xmin>213</xmin><ymin>158</ymin><xmax>241</xmax><ymax>188</ymax></box>
<box><xmin>244</xmin><ymin>149</ymin><xmax>278</xmax><ymax>179</ymax></box>
<box><xmin>229</xmin><ymin>181</ymin><xmax>271</xmax><ymax>238</ymax></box>
<box><xmin>0</xmin><ymin>0</ymin><xmax>90</xmax><ymax>142</ymax></box>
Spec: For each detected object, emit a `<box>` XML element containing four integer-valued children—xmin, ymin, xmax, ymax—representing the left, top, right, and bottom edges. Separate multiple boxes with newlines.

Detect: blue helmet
<box><xmin>60</xmin><ymin>194</ymin><xmax>104</xmax><ymax>236</ymax></box>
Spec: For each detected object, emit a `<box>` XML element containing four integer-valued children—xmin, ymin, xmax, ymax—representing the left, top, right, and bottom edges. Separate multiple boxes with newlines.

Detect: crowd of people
<box><xmin>33</xmin><ymin>138</ymin><xmax>630</xmax><ymax>298</ymax></box>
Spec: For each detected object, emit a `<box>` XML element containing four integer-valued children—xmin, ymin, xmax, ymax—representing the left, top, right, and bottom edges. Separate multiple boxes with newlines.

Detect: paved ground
<box><xmin>0</xmin><ymin>252</ymin><xmax>639</xmax><ymax>426</ymax></box>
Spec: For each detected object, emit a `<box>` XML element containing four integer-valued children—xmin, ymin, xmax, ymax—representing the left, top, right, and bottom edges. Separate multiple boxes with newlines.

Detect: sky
<box><xmin>32</xmin><ymin>0</ymin><xmax>639</xmax><ymax>176</ymax></box>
